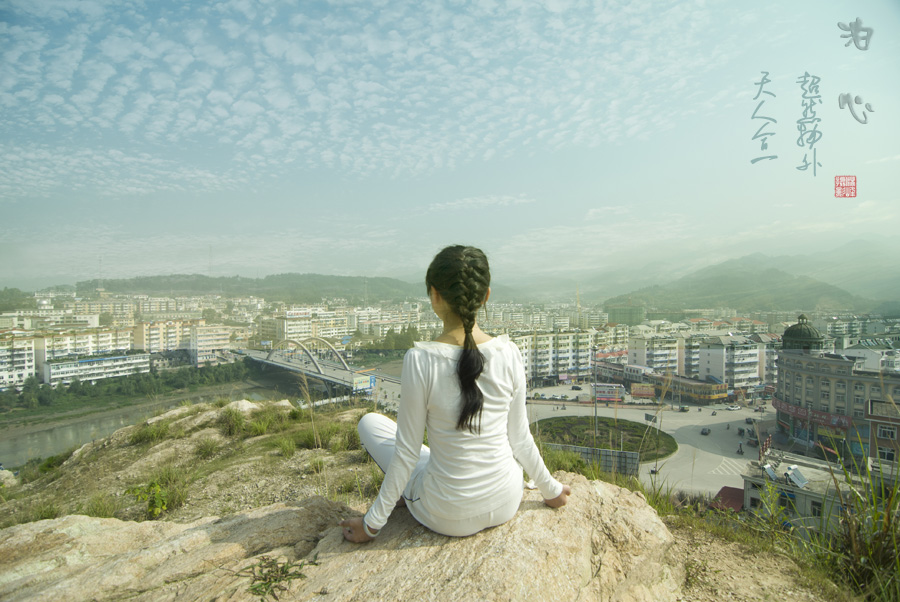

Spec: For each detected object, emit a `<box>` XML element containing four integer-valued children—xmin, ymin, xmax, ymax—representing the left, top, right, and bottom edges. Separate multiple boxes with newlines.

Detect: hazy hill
<box><xmin>75</xmin><ymin>274</ymin><xmax>423</xmax><ymax>304</ymax></box>
<box><xmin>720</xmin><ymin>239</ymin><xmax>900</xmax><ymax>302</ymax></box>
<box><xmin>602</xmin><ymin>259</ymin><xmax>876</xmax><ymax>313</ymax></box>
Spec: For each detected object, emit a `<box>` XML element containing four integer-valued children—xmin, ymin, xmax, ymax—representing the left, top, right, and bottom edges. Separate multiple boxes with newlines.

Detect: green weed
<box><xmin>83</xmin><ymin>492</ymin><xmax>122</xmax><ymax>518</ymax></box>
<box><xmin>240</xmin><ymin>554</ymin><xmax>318</xmax><ymax>600</ymax></box>
<box><xmin>195</xmin><ymin>437</ymin><xmax>220</xmax><ymax>459</ymax></box>
<box><xmin>129</xmin><ymin>422</ymin><xmax>171</xmax><ymax>445</ymax></box>
<box><xmin>219</xmin><ymin>408</ymin><xmax>245</xmax><ymax>437</ymax></box>
<box><xmin>275</xmin><ymin>436</ymin><xmax>296</xmax><ymax>457</ymax></box>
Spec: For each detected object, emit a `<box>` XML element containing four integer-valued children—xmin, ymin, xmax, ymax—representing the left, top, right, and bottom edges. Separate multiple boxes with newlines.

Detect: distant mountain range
<box><xmin>499</xmin><ymin>238</ymin><xmax>900</xmax><ymax>313</ymax></box>
<box><xmin>75</xmin><ymin>274</ymin><xmax>423</xmax><ymax>305</ymax></box>
<box><xmin>60</xmin><ymin>238</ymin><xmax>900</xmax><ymax>316</ymax></box>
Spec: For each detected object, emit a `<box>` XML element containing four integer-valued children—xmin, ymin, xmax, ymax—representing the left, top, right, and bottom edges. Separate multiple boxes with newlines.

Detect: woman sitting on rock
<box><xmin>341</xmin><ymin>245</ymin><xmax>570</xmax><ymax>542</ymax></box>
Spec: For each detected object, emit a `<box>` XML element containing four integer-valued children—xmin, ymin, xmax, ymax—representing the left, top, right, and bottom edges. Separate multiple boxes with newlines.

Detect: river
<box><xmin>0</xmin><ymin>384</ymin><xmax>277</xmax><ymax>469</ymax></box>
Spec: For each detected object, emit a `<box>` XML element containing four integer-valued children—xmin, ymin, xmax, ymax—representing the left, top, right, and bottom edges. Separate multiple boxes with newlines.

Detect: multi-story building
<box><xmin>698</xmin><ymin>335</ymin><xmax>763</xmax><ymax>389</ymax></box>
<box><xmin>34</xmin><ymin>328</ymin><xmax>134</xmax><ymax>368</ymax></box>
<box><xmin>259</xmin><ymin>316</ymin><xmax>313</xmax><ymax>342</ymax></box>
<box><xmin>189</xmin><ymin>325</ymin><xmax>232</xmax><ymax>366</ymax></box>
<box><xmin>133</xmin><ymin>319</ymin><xmax>202</xmax><ymax>353</ymax></box>
<box><xmin>627</xmin><ymin>334</ymin><xmax>678</xmax><ymax>373</ymax></box>
<box><xmin>742</xmin><ymin>450</ymin><xmax>864</xmax><ymax>537</ymax></box>
<box><xmin>676</xmin><ymin>333</ymin><xmax>707</xmax><ymax>380</ymax></box>
<box><xmin>748</xmin><ymin>333</ymin><xmax>781</xmax><ymax>386</ymax></box>
<box><xmin>512</xmin><ymin>330</ymin><xmax>594</xmax><ymax>385</ymax></box>
<box><xmin>0</xmin><ymin>333</ymin><xmax>37</xmax><ymax>390</ymax></box>
<box><xmin>867</xmin><ymin>398</ymin><xmax>900</xmax><ymax>488</ymax></box>
<box><xmin>42</xmin><ymin>352</ymin><xmax>151</xmax><ymax>387</ymax></box>
<box><xmin>772</xmin><ymin>315</ymin><xmax>900</xmax><ymax>462</ymax></box>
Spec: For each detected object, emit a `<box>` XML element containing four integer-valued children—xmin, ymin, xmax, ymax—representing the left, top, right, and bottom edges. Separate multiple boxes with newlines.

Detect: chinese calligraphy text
<box><xmin>795</xmin><ymin>72</ymin><xmax>822</xmax><ymax>176</ymax></box>
<box><xmin>750</xmin><ymin>71</ymin><xmax>777</xmax><ymax>164</ymax></box>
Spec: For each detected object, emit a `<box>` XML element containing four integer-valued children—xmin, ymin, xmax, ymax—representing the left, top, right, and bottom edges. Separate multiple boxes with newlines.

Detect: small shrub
<box><xmin>540</xmin><ymin>448</ymin><xmax>586</xmax><ymax>474</ymax></box>
<box><xmin>248</xmin><ymin>417</ymin><xmax>272</xmax><ymax>437</ymax></box>
<box><xmin>327</xmin><ymin>433</ymin><xmax>349</xmax><ymax>453</ymax></box>
<box><xmin>295</xmin><ymin>427</ymin><xmax>319</xmax><ymax>450</ymax></box>
<box><xmin>241</xmin><ymin>554</ymin><xmax>318</xmax><ymax>600</ymax></box>
<box><xmin>288</xmin><ymin>407</ymin><xmax>308</xmax><ymax>422</ymax></box>
<box><xmin>129</xmin><ymin>422</ymin><xmax>170</xmax><ymax>445</ymax></box>
<box><xmin>219</xmin><ymin>408</ymin><xmax>245</xmax><ymax>437</ymax></box>
<box><xmin>336</xmin><ymin>473</ymin><xmax>357</xmax><ymax>494</ymax></box>
<box><xmin>83</xmin><ymin>492</ymin><xmax>121</xmax><ymax>518</ymax></box>
<box><xmin>195</xmin><ymin>437</ymin><xmax>219</xmax><ymax>459</ymax></box>
<box><xmin>29</xmin><ymin>499</ymin><xmax>62</xmax><ymax>522</ymax></box>
<box><xmin>275</xmin><ymin>436</ymin><xmax>296</xmax><ymax>457</ymax></box>
<box><xmin>213</xmin><ymin>397</ymin><xmax>231</xmax><ymax>408</ymax></box>
<box><xmin>128</xmin><ymin>464</ymin><xmax>190</xmax><ymax>519</ymax></box>
<box><xmin>309</xmin><ymin>457</ymin><xmax>325</xmax><ymax>474</ymax></box>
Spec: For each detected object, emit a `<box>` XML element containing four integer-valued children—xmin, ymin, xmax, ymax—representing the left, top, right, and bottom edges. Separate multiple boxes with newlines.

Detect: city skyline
<box><xmin>2</xmin><ymin>0</ymin><xmax>899</xmax><ymax>291</ymax></box>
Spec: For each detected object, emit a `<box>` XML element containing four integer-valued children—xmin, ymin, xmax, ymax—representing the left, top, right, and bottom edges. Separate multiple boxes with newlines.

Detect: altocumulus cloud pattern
<box><xmin>0</xmin><ymin>0</ymin><xmax>738</xmax><ymax>199</ymax></box>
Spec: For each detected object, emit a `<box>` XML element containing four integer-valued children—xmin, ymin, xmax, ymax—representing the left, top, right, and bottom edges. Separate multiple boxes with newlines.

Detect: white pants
<box><xmin>358</xmin><ymin>413</ymin><xmax>521</xmax><ymax>537</ymax></box>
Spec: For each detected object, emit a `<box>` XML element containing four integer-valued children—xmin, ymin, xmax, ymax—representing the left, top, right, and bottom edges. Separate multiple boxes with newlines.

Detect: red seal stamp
<box><xmin>834</xmin><ymin>175</ymin><xmax>856</xmax><ymax>197</ymax></box>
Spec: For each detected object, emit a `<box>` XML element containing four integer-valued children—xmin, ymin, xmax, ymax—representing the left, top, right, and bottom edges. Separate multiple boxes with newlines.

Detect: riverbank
<box><xmin>0</xmin><ymin>378</ymin><xmax>292</xmax><ymax>469</ymax></box>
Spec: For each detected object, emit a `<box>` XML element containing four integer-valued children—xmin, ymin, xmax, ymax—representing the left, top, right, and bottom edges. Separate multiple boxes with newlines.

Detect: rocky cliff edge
<box><xmin>0</xmin><ymin>472</ymin><xmax>681</xmax><ymax>601</ymax></box>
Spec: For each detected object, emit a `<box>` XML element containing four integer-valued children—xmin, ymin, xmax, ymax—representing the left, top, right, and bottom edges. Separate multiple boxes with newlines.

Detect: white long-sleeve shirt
<box><xmin>364</xmin><ymin>334</ymin><xmax>563</xmax><ymax>531</ymax></box>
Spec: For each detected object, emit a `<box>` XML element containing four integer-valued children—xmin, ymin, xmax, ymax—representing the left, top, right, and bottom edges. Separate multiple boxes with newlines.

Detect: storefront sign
<box><xmin>774</xmin><ymin>399</ymin><xmax>852</xmax><ymax>429</ymax></box>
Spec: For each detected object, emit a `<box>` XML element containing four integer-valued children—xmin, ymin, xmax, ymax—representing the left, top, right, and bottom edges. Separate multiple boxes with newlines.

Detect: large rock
<box><xmin>0</xmin><ymin>473</ymin><xmax>682</xmax><ymax>601</ymax></box>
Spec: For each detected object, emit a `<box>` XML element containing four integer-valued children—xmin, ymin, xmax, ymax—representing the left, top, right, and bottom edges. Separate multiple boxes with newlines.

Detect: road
<box><xmin>246</xmin><ymin>350</ymin><xmax>766</xmax><ymax>496</ymax></box>
<box><xmin>527</xmin><ymin>384</ymin><xmax>774</xmax><ymax>496</ymax></box>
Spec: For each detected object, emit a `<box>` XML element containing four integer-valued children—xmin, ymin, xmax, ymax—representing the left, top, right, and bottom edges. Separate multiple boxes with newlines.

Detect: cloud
<box><xmin>428</xmin><ymin>195</ymin><xmax>536</xmax><ymax>212</ymax></box>
<box><xmin>865</xmin><ymin>154</ymin><xmax>900</xmax><ymax>164</ymax></box>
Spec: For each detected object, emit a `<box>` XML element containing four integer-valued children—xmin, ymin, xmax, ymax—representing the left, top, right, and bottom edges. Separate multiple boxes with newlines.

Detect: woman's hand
<box><xmin>544</xmin><ymin>484</ymin><xmax>572</xmax><ymax>508</ymax></box>
<box><xmin>339</xmin><ymin>517</ymin><xmax>377</xmax><ymax>543</ymax></box>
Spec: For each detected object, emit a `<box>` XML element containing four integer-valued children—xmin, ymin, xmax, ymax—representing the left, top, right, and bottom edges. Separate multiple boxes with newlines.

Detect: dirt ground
<box><xmin>667</xmin><ymin>521</ymin><xmax>855</xmax><ymax>602</ymax></box>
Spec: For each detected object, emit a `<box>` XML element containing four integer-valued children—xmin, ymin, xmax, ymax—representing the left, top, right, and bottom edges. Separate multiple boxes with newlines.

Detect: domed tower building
<box><xmin>781</xmin><ymin>314</ymin><xmax>828</xmax><ymax>355</ymax></box>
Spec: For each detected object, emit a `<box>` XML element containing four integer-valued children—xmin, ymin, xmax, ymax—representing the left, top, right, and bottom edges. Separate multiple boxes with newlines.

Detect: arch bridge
<box><xmin>265</xmin><ymin>337</ymin><xmax>352</xmax><ymax>375</ymax></box>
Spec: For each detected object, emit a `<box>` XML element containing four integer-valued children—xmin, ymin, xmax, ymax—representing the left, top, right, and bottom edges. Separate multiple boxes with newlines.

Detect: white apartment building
<box><xmin>133</xmin><ymin>319</ymin><xmax>202</xmax><ymax>353</ymax></box>
<box><xmin>34</xmin><ymin>328</ymin><xmax>134</xmax><ymax>370</ymax></box>
<box><xmin>189</xmin><ymin>325</ymin><xmax>232</xmax><ymax>366</ymax></box>
<box><xmin>259</xmin><ymin>316</ymin><xmax>313</xmax><ymax>342</ymax></box>
<box><xmin>628</xmin><ymin>335</ymin><xmax>678</xmax><ymax>374</ymax></box>
<box><xmin>698</xmin><ymin>335</ymin><xmax>762</xmax><ymax>389</ymax></box>
<box><xmin>512</xmin><ymin>330</ymin><xmax>594</xmax><ymax>384</ymax></box>
<box><xmin>42</xmin><ymin>353</ymin><xmax>150</xmax><ymax>387</ymax></box>
<box><xmin>0</xmin><ymin>333</ymin><xmax>37</xmax><ymax>390</ymax></box>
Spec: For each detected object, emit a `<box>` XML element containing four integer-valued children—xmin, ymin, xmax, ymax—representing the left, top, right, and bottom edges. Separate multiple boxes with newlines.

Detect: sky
<box><xmin>1</xmin><ymin>0</ymin><xmax>899</xmax><ymax>292</ymax></box>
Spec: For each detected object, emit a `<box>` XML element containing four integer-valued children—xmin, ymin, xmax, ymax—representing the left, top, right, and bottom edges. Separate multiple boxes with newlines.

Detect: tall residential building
<box><xmin>627</xmin><ymin>334</ymin><xmax>678</xmax><ymax>373</ymax></box>
<box><xmin>698</xmin><ymin>335</ymin><xmax>763</xmax><ymax>389</ymax></box>
<box><xmin>189</xmin><ymin>325</ymin><xmax>231</xmax><ymax>366</ymax></box>
<box><xmin>133</xmin><ymin>319</ymin><xmax>202</xmax><ymax>353</ymax></box>
<box><xmin>34</xmin><ymin>328</ymin><xmax>133</xmax><ymax>368</ymax></box>
<box><xmin>511</xmin><ymin>330</ymin><xmax>594</xmax><ymax>385</ymax></box>
<box><xmin>0</xmin><ymin>333</ymin><xmax>37</xmax><ymax>390</ymax></box>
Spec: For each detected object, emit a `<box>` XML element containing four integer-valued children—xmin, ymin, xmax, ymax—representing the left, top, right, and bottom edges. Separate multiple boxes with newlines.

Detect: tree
<box><xmin>99</xmin><ymin>312</ymin><xmax>114</xmax><ymax>326</ymax></box>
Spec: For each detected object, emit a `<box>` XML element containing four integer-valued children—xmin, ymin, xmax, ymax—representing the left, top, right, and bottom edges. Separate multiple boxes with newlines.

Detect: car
<box><xmin>700</xmin><ymin>427</ymin><xmax>711</xmax><ymax>435</ymax></box>
<box><xmin>679</xmin><ymin>406</ymin><xmax>690</xmax><ymax>412</ymax></box>
<box><xmin>571</xmin><ymin>385</ymin><xmax>582</xmax><ymax>390</ymax></box>
<box><xmin>745</xmin><ymin>417</ymin><xmax>754</xmax><ymax>424</ymax></box>
<box><xmin>727</xmin><ymin>405</ymin><xmax>740</xmax><ymax>411</ymax></box>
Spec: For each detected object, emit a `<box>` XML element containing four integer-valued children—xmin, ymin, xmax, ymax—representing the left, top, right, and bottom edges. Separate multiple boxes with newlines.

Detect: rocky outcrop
<box><xmin>0</xmin><ymin>473</ymin><xmax>682</xmax><ymax>601</ymax></box>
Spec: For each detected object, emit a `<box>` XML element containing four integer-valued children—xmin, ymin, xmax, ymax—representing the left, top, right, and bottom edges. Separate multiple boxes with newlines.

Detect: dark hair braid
<box><xmin>426</xmin><ymin>245</ymin><xmax>491</xmax><ymax>433</ymax></box>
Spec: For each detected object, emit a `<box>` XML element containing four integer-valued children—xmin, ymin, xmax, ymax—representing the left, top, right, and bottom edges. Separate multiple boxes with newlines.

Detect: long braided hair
<box><xmin>426</xmin><ymin>245</ymin><xmax>491</xmax><ymax>433</ymax></box>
